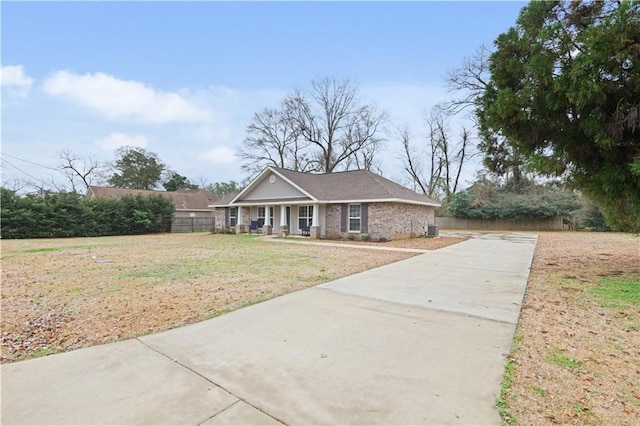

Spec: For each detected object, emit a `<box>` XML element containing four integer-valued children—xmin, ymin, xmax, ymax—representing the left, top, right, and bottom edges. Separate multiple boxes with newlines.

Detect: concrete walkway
<box><xmin>259</xmin><ymin>235</ymin><xmax>433</xmax><ymax>253</ymax></box>
<box><xmin>1</xmin><ymin>233</ymin><xmax>538</xmax><ymax>425</ymax></box>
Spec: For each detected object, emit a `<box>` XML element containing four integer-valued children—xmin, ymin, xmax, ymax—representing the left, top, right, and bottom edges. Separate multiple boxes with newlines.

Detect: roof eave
<box><xmin>322</xmin><ymin>198</ymin><xmax>441</xmax><ymax>207</ymax></box>
<box><xmin>213</xmin><ymin>198</ymin><xmax>440</xmax><ymax>207</ymax></box>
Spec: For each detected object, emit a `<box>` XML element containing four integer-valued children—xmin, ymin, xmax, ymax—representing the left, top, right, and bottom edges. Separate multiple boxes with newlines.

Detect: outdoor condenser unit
<box><xmin>426</xmin><ymin>225</ymin><xmax>439</xmax><ymax>237</ymax></box>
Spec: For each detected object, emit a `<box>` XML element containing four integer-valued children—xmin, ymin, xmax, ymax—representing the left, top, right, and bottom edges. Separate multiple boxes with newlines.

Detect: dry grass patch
<box><xmin>1</xmin><ymin>233</ymin><xmax>463</xmax><ymax>363</ymax></box>
<box><xmin>504</xmin><ymin>232</ymin><xmax>640</xmax><ymax>425</ymax></box>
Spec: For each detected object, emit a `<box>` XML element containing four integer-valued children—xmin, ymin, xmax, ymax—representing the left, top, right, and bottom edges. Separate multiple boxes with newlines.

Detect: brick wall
<box><xmin>367</xmin><ymin>203</ymin><xmax>435</xmax><ymax>240</ymax></box>
<box><xmin>324</xmin><ymin>202</ymin><xmax>435</xmax><ymax>240</ymax></box>
<box><xmin>325</xmin><ymin>204</ymin><xmax>343</xmax><ymax>239</ymax></box>
<box><xmin>212</xmin><ymin>208</ymin><xmax>227</xmax><ymax>232</ymax></box>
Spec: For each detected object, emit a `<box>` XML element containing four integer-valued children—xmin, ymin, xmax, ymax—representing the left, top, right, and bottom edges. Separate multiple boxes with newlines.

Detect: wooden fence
<box><xmin>171</xmin><ymin>217</ymin><xmax>214</xmax><ymax>233</ymax></box>
<box><xmin>435</xmin><ymin>216</ymin><xmax>565</xmax><ymax>231</ymax></box>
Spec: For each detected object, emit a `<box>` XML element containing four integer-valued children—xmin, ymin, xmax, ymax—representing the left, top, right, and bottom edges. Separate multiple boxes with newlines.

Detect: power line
<box><xmin>2</xmin><ymin>153</ymin><xmax>59</xmax><ymax>171</ymax></box>
<box><xmin>1</xmin><ymin>157</ymin><xmax>50</xmax><ymax>186</ymax></box>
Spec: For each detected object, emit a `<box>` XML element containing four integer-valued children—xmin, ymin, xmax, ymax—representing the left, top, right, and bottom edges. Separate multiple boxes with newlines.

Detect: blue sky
<box><xmin>2</xmin><ymin>1</ymin><xmax>526</xmax><ymax>192</ymax></box>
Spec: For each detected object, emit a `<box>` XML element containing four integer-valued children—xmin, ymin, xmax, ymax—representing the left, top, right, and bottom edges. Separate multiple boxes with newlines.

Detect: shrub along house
<box><xmin>210</xmin><ymin>167</ymin><xmax>440</xmax><ymax>240</ymax></box>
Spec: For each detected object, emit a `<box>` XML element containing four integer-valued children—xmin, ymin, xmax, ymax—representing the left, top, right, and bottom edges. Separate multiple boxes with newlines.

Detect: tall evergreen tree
<box><xmin>478</xmin><ymin>1</ymin><xmax>640</xmax><ymax>231</ymax></box>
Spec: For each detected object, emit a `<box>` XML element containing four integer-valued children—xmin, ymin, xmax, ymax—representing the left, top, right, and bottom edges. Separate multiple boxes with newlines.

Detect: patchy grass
<box><xmin>496</xmin><ymin>330</ymin><xmax>522</xmax><ymax>426</ymax></box>
<box><xmin>545</xmin><ymin>348</ymin><xmax>584</xmax><ymax>373</ymax></box>
<box><xmin>2</xmin><ymin>232</ymin><xmax>443</xmax><ymax>363</ymax></box>
<box><xmin>501</xmin><ymin>232</ymin><xmax>640</xmax><ymax>425</ymax></box>
<box><xmin>591</xmin><ymin>276</ymin><xmax>640</xmax><ymax>308</ymax></box>
<box><xmin>22</xmin><ymin>247</ymin><xmax>59</xmax><ymax>253</ymax></box>
<box><xmin>497</xmin><ymin>356</ymin><xmax>517</xmax><ymax>426</ymax></box>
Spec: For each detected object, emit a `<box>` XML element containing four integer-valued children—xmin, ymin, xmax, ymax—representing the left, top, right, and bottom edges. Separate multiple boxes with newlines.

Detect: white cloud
<box><xmin>43</xmin><ymin>70</ymin><xmax>211</xmax><ymax>124</ymax></box>
<box><xmin>202</xmin><ymin>146</ymin><xmax>237</xmax><ymax>164</ymax></box>
<box><xmin>98</xmin><ymin>132</ymin><xmax>148</xmax><ymax>151</ymax></box>
<box><xmin>1</xmin><ymin>65</ymin><xmax>34</xmax><ymax>97</ymax></box>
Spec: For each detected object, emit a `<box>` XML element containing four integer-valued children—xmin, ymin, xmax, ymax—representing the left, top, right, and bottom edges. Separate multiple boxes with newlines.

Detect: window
<box><xmin>229</xmin><ymin>207</ymin><xmax>237</xmax><ymax>227</ymax></box>
<box><xmin>349</xmin><ymin>204</ymin><xmax>361</xmax><ymax>232</ymax></box>
<box><xmin>257</xmin><ymin>207</ymin><xmax>274</xmax><ymax>227</ymax></box>
<box><xmin>298</xmin><ymin>205</ymin><xmax>313</xmax><ymax>229</ymax></box>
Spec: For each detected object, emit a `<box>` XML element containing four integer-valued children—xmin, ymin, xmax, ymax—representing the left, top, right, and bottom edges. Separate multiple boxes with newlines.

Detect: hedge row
<box><xmin>446</xmin><ymin>183</ymin><xmax>583</xmax><ymax>220</ymax></box>
<box><xmin>0</xmin><ymin>189</ymin><xmax>175</xmax><ymax>239</ymax></box>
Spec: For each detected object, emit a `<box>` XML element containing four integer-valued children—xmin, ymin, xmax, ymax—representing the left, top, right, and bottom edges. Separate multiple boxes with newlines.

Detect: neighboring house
<box><xmin>210</xmin><ymin>167</ymin><xmax>440</xmax><ymax>240</ymax></box>
<box><xmin>86</xmin><ymin>186</ymin><xmax>219</xmax><ymax>219</ymax></box>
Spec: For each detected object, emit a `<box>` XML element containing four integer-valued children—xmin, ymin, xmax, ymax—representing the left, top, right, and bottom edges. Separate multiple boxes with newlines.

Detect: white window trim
<box><xmin>229</xmin><ymin>207</ymin><xmax>237</xmax><ymax>227</ymax></box>
<box><xmin>348</xmin><ymin>204</ymin><xmax>361</xmax><ymax>233</ymax></box>
<box><xmin>298</xmin><ymin>205</ymin><xmax>313</xmax><ymax>230</ymax></box>
<box><xmin>257</xmin><ymin>207</ymin><xmax>266</xmax><ymax>227</ymax></box>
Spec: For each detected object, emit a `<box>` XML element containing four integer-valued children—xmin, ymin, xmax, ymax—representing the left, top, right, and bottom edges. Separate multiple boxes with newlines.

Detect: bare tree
<box><xmin>0</xmin><ymin>177</ymin><xmax>30</xmax><ymax>193</ymax></box>
<box><xmin>290</xmin><ymin>78</ymin><xmax>389</xmax><ymax>173</ymax></box>
<box><xmin>237</xmin><ymin>102</ymin><xmax>313</xmax><ymax>176</ymax></box>
<box><xmin>343</xmin><ymin>103</ymin><xmax>388</xmax><ymax>173</ymax></box>
<box><xmin>399</xmin><ymin>126</ymin><xmax>429</xmax><ymax>196</ymax></box>
<box><xmin>58</xmin><ymin>150</ymin><xmax>107</xmax><ymax>192</ymax></box>
<box><xmin>443</xmin><ymin>45</ymin><xmax>528</xmax><ymax>192</ymax></box>
<box><xmin>401</xmin><ymin>108</ymin><xmax>475</xmax><ymax>201</ymax></box>
<box><xmin>442</xmin><ymin>45</ymin><xmax>492</xmax><ymax>115</ymax></box>
<box><xmin>240</xmin><ymin>77</ymin><xmax>388</xmax><ymax>175</ymax></box>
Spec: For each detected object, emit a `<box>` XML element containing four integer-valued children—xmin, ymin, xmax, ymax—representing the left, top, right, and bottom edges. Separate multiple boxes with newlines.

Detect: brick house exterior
<box><xmin>210</xmin><ymin>167</ymin><xmax>439</xmax><ymax>240</ymax></box>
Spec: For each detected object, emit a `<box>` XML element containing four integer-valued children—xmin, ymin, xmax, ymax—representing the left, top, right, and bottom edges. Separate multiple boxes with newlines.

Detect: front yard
<box><xmin>2</xmin><ymin>231</ymin><xmax>638</xmax><ymax>425</ymax></box>
<box><xmin>0</xmin><ymin>233</ymin><xmax>460</xmax><ymax>363</ymax></box>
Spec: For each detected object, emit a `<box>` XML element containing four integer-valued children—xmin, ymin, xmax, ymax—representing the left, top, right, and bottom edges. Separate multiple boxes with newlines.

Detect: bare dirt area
<box><xmin>0</xmin><ymin>233</ymin><xmax>463</xmax><ymax>363</ymax></box>
<box><xmin>506</xmin><ymin>232</ymin><xmax>640</xmax><ymax>425</ymax></box>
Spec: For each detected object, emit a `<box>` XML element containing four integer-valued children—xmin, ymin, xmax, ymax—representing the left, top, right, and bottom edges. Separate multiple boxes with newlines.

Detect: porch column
<box><xmin>236</xmin><ymin>206</ymin><xmax>246</xmax><ymax>234</ymax></box>
<box><xmin>279</xmin><ymin>205</ymin><xmax>289</xmax><ymax>237</ymax></box>
<box><xmin>310</xmin><ymin>203</ymin><xmax>320</xmax><ymax>239</ymax></box>
<box><xmin>264</xmin><ymin>205</ymin><xmax>273</xmax><ymax>235</ymax></box>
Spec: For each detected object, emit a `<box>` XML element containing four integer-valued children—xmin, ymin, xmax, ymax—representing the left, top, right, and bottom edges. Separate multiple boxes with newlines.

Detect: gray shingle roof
<box><xmin>272</xmin><ymin>167</ymin><xmax>440</xmax><ymax>205</ymax></box>
<box><xmin>86</xmin><ymin>186</ymin><xmax>219</xmax><ymax>210</ymax></box>
<box><xmin>209</xmin><ymin>191</ymin><xmax>240</xmax><ymax>207</ymax></box>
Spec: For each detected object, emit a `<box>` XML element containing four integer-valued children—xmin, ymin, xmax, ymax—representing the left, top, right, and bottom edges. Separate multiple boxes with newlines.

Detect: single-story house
<box><xmin>210</xmin><ymin>167</ymin><xmax>440</xmax><ymax>240</ymax></box>
<box><xmin>85</xmin><ymin>186</ymin><xmax>220</xmax><ymax>232</ymax></box>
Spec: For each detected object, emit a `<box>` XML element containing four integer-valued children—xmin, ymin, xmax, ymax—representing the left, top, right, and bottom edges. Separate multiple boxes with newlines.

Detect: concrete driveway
<box><xmin>1</xmin><ymin>233</ymin><xmax>537</xmax><ymax>425</ymax></box>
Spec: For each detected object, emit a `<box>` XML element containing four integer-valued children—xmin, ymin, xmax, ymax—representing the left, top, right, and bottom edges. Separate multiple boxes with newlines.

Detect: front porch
<box><xmin>231</xmin><ymin>204</ymin><xmax>323</xmax><ymax>239</ymax></box>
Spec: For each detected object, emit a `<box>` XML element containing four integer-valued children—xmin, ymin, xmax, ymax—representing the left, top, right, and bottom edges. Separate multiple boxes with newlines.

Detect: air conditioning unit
<box><xmin>426</xmin><ymin>225</ymin><xmax>439</xmax><ymax>237</ymax></box>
